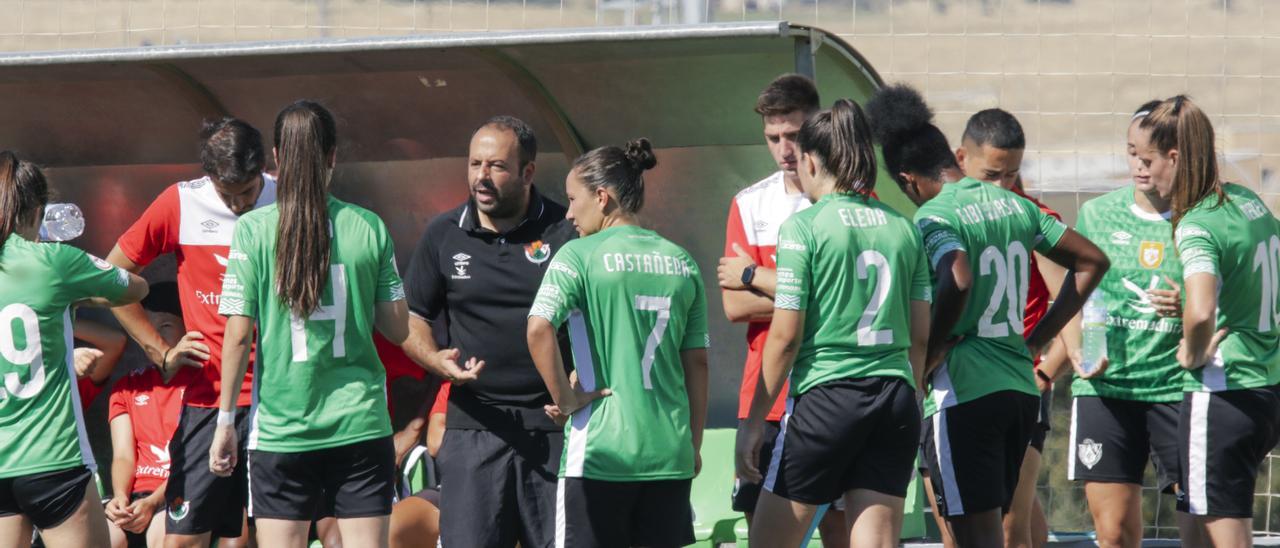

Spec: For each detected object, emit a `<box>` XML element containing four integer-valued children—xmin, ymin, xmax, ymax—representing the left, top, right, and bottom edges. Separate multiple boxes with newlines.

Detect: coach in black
<box><xmin>403</xmin><ymin>115</ymin><xmax>576</xmax><ymax>548</ymax></box>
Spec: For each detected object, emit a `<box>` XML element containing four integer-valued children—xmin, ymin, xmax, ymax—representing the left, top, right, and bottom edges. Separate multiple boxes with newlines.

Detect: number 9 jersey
<box><xmin>529</xmin><ymin>225</ymin><xmax>709</xmax><ymax>481</ymax></box>
<box><xmin>914</xmin><ymin>177</ymin><xmax>1068</xmax><ymax>417</ymax></box>
<box><xmin>0</xmin><ymin>235</ymin><xmax>131</xmax><ymax>478</ymax></box>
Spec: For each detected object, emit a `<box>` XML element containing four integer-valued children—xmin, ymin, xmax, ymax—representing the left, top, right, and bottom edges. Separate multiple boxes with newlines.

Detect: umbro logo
<box><xmin>452</xmin><ymin>253</ymin><xmax>471</xmax><ymax>262</ymax></box>
<box><xmin>134</xmin><ymin>394</ymin><xmax>150</xmax><ymax>406</ymax></box>
<box><xmin>201</xmin><ymin>219</ymin><xmax>219</xmax><ymax>232</ymax></box>
<box><xmin>754</xmin><ymin>220</ymin><xmax>769</xmax><ymax>231</ymax></box>
<box><xmin>1110</xmin><ymin>231</ymin><xmax>1133</xmax><ymax>245</ymax></box>
<box><xmin>452</xmin><ymin>253</ymin><xmax>471</xmax><ymax>280</ymax></box>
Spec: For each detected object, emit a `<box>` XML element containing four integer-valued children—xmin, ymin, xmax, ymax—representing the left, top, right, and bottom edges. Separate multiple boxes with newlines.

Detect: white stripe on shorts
<box><xmin>762</xmin><ymin>397</ymin><xmax>794</xmax><ymax>492</ymax></box>
<box><xmin>933</xmin><ymin>410</ymin><xmax>964</xmax><ymax>516</ymax></box>
<box><xmin>1188</xmin><ymin>392</ymin><xmax>1211</xmax><ymax>515</ymax></box>
<box><xmin>1067</xmin><ymin>398</ymin><xmax>1079</xmax><ymax>481</ymax></box>
<box><xmin>246</xmin><ymin>451</ymin><xmax>254</xmax><ymax>517</ymax></box>
<box><xmin>554</xmin><ymin>477</ymin><xmax>566</xmax><ymax>548</ymax></box>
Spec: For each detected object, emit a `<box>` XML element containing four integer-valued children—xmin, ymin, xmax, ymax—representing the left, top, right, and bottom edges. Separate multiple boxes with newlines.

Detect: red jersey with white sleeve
<box><xmin>726</xmin><ymin>171</ymin><xmax>811</xmax><ymax>421</ymax></box>
<box><xmin>116</xmin><ymin>175</ymin><xmax>277</xmax><ymax>408</ymax></box>
<box><xmin>108</xmin><ymin>367</ymin><xmax>189</xmax><ymax>494</ymax></box>
<box><xmin>1013</xmin><ymin>186</ymin><xmax>1063</xmax><ymax>358</ymax></box>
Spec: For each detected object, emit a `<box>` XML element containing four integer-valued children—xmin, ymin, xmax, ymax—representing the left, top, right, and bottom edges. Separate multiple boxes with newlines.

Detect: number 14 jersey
<box><xmin>914</xmin><ymin>178</ymin><xmax>1068</xmax><ymax>417</ymax></box>
<box><xmin>530</xmin><ymin>225</ymin><xmax>709</xmax><ymax>481</ymax></box>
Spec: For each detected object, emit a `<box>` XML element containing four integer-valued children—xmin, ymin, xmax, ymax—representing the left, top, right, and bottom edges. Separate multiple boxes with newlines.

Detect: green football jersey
<box><xmin>773</xmin><ymin>193</ymin><xmax>932</xmax><ymax>395</ymax></box>
<box><xmin>914</xmin><ymin>178</ymin><xmax>1068</xmax><ymax>416</ymax></box>
<box><xmin>220</xmin><ymin>197</ymin><xmax>405</xmax><ymax>452</ymax></box>
<box><xmin>0</xmin><ymin>234</ymin><xmax>130</xmax><ymax>478</ymax></box>
<box><xmin>1175</xmin><ymin>183</ymin><xmax>1280</xmax><ymax>392</ymax></box>
<box><xmin>1072</xmin><ymin>187</ymin><xmax>1185</xmax><ymax>402</ymax></box>
<box><xmin>529</xmin><ymin>224</ymin><xmax>709</xmax><ymax>481</ymax></box>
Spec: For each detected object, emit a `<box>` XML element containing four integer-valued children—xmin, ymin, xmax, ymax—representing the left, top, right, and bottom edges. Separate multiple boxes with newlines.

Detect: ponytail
<box><xmin>1139</xmin><ymin>95</ymin><xmax>1224</xmax><ymax>228</ymax></box>
<box><xmin>796</xmin><ymin>99</ymin><xmax>878</xmax><ymax>196</ymax></box>
<box><xmin>0</xmin><ymin>151</ymin><xmax>49</xmax><ymax>262</ymax></box>
<box><xmin>273</xmin><ymin>101</ymin><xmax>337</xmax><ymax>317</ymax></box>
<box><xmin>572</xmin><ymin>137</ymin><xmax>657</xmax><ymax>215</ymax></box>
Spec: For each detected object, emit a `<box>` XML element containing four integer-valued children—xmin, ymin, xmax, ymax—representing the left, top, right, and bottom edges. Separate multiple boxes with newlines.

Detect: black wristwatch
<box><xmin>741</xmin><ymin>264</ymin><xmax>758</xmax><ymax>288</ymax></box>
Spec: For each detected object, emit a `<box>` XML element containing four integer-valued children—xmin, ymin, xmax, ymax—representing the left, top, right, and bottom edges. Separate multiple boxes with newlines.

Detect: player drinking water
<box><xmin>1141</xmin><ymin>95</ymin><xmax>1280</xmax><ymax>548</ymax></box>
<box><xmin>211</xmin><ymin>101</ymin><xmax>409</xmax><ymax>548</ymax></box>
<box><xmin>885</xmin><ymin>93</ymin><xmax>1110</xmax><ymax>545</ymax></box>
<box><xmin>1055</xmin><ymin>100</ymin><xmax>1186</xmax><ymax>548</ymax></box>
<box><xmin>734</xmin><ymin>98</ymin><xmax>932</xmax><ymax>548</ymax></box>
<box><xmin>527</xmin><ymin>138</ymin><xmax>709</xmax><ymax>548</ymax></box>
<box><xmin>0</xmin><ymin>151</ymin><xmax>148</xmax><ymax>548</ymax></box>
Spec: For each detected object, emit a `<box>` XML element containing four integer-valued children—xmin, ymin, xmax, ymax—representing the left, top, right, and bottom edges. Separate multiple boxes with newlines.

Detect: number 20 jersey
<box><xmin>530</xmin><ymin>225</ymin><xmax>709</xmax><ymax>481</ymax></box>
<box><xmin>914</xmin><ymin>178</ymin><xmax>1068</xmax><ymax>417</ymax></box>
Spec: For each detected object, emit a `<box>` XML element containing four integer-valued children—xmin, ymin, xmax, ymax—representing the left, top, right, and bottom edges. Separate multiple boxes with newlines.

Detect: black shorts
<box><xmin>556</xmin><ymin>477</ymin><xmax>693</xmax><ymax>548</ymax></box>
<box><xmin>923</xmin><ymin>390</ymin><xmax>1038</xmax><ymax>517</ymax></box>
<box><xmin>1029</xmin><ymin>389</ymin><xmax>1053</xmax><ymax>453</ymax></box>
<box><xmin>166</xmin><ymin>405</ymin><xmax>250</xmax><ymax>538</ymax></box>
<box><xmin>731</xmin><ymin>419</ymin><xmax>781</xmax><ymax>512</ymax></box>
<box><xmin>1177</xmin><ymin>387</ymin><xmax>1280</xmax><ymax>518</ymax></box>
<box><xmin>765</xmin><ymin>377</ymin><xmax>920</xmax><ymax>504</ymax></box>
<box><xmin>1067</xmin><ymin>396</ymin><xmax>1179</xmax><ymax>491</ymax></box>
<box><xmin>436</xmin><ymin>428</ymin><xmax>563</xmax><ymax>548</ymax></box>
<box><xmin>0</xmin><ymin>466</ymin><xmax>91</xmax><ymax>529</ymax></box>
<box><xmin>249</xmin><ymin>435</ymin><xmax>396</xmax><ymax>521</ymax></box>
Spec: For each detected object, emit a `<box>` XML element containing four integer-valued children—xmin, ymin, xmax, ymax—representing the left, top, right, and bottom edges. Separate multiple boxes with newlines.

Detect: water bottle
<box><xmin>40</xmin><ymin>203</ymin><xmax>85</xmax><ymax>242</ymax></box>
<box><xmin>1079</xmin><ymin>291</ymin><xmax>1108</xmax><ymax>376</ymax></box>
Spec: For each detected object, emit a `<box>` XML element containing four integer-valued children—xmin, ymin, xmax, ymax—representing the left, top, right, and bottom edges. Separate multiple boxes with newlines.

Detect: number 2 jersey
<box><xmin>530</xmin><ymin>225</ymin><xmax>709</xmax><ymax>481</ymax></box>
<box><xmin>915</xmin><ymin>178</ymin><xmax>1068</xmax><ymax>416</ymax></box>
<box><xmin>219</xmin><ymin>196</ymin><xmax>405</xmax><ymax>453</ymax></box>
<box><xmin>0</xmin><ymin>235</ymin><xmax>131</xmax><ymax>478</ymax></box>
<box><xmin>1175</xmin><ymin>183</ymin><xmax>1280</xmax><ymax>392</ymax></box>
<box><xmin>773</xmin><ymin>193</ymin><xmax>932</xmax><ymax>395</ymax></box>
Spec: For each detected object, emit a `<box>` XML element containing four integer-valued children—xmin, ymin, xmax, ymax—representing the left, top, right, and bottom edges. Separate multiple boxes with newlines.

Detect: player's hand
<box><xmin>434</xmin><ymin>349</ymin><xmax>485</xmax><ymax>385</ymax></box>
<box><xmin>1177</xmin><ymin>328</ymin><xmax>1229</xmax><ymax>370</ymax></box>
<box><xmin>105</xmin><ymin>495</ymin><xmax>132</xmax><ymax>524</ymax></box>
<box><xmin>717</xmin><ymin>244</ymin><xmax>756</xmax><ymax>290</ymax></box>
<box><xmin>394</xmin><ymin>417</ymin><xmax>425</xmax><ymax>467</ymax></box>
<box><xmin>121</xmin><ymin>495</ymin><xmax>160</xmax><ymax>533</ymax></box>
<box><xmin>1148</xmin><ymin>276</ymin><xmax>1183</xmax><ymax>318</ymax></box>
<box><xmin>73</xmin><ymin>347</ymin><xmax>104</xmax><ymax>379</ymax></box>
<box><xmin>208</xmin><ymin>423</ymin><xmax>238</xmax><ymax>477</ymax></box>
<box><xmin>1072</xmin><ymin>354</ymin><xmax>1110</xmax><ymax>379</ymax></box>
<box><xmin>165</xmin><ymin>331</ymin><xmax>211</xmax><ymax>371</ymax></box>
<box><xmin>544</xmin><ymin>385</ymin><xmax>612</xmax><ymax>427</ymax></box>
<box><xmin>735</xmin><ymin>418</ymin><xmax>765</xmax><ymax>484</ymax></box>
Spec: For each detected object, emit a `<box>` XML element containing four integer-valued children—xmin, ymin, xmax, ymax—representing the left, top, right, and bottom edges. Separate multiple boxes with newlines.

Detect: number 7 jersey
<box><xmin>529</xmin><ymin>225</ymin><xmax>709</xmax><ymax>481</ymax></box>
<box><xmin>914</xmin><ymin>178</ymin><xmax>1068</xmax><ymax>416</ymax></box>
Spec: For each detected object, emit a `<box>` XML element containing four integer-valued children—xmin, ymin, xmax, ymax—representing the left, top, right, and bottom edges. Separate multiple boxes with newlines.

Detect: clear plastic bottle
<box><xmin>40</xmin><ymin>203</ymin><xmax>85</xmax><ymax>242</ymax></box>
<box><xmin>1079</xmin><ymin>291</ymin><xmax>1108</xmax><ymax>376</ymax></box>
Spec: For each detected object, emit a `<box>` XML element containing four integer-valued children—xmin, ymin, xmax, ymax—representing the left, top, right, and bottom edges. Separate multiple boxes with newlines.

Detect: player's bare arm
<box><xmin>681</xmin><ymin>348</ymin><xmax>709</xmax><ymax>476</ymax></box>
<box><xmin>909</xmin><ymin>300</ymin><xmax>931</xmax><ymax>392</ymax></box>
<box><xmin>402</xmin><ymin>315</ymin><xmax>484</xmax><ymax>384</ymax></box>
<box><xmin>1177</xmin><ymin>272</ymin><xmax>1228</xmax><ymax>369</ymax></box>
<box><xmin>105</xmin><ymin>245</ymin><xmax>209</xmax><ymax>373</ymax></box>
<box><xmin>72</xmin><ymin>318</ymin><xmax>127</xmax><ymax>385</ymax></box>
<box><xmin>527</xmin><ymin>315</ymin><xmax>609</xmax><ymax>423</ymax></box>
<box><xmin>926</xmin><ymin>249</ymin><xmax>971</xmax><ymax>376</ymax></box>
<box><xmin>209</xmin><ymin>314</ymin><xmax>253</xmax><ymax>478</ymax></box>
<box><xmin>737</xmin><ymin>307</ymin><xmax>803</xmax><ymax>483</ymax></box>
<box><xmin>1027</xmin><ymin>229</ymin><xmax>1111</xmax><ymax>357</ymax></box>
<box><xmin>106</xmin><ymin>415</ymin><xmax>137</xmax><ymax>527</ymax></box>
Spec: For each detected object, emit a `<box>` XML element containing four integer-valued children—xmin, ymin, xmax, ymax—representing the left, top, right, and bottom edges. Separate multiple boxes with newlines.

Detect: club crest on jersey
<box><xmin>1078</xmin><ymin>438</ymin><xmax>1103</xmax><ymax>470</ymax></box>
<box><xmin>168</xmin><ymin>498</ymin><xmax>190</xmax><ymax>522</ymax></box>
<box><xmin>524</xmin><ymin>241</ymin><xmax>551</xmax><ymax>264</ymax></box>
<box><xmin>1138</xmin><ymin>241</ymin><xmax>1165</xmax><ymax>269</ymax></box>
